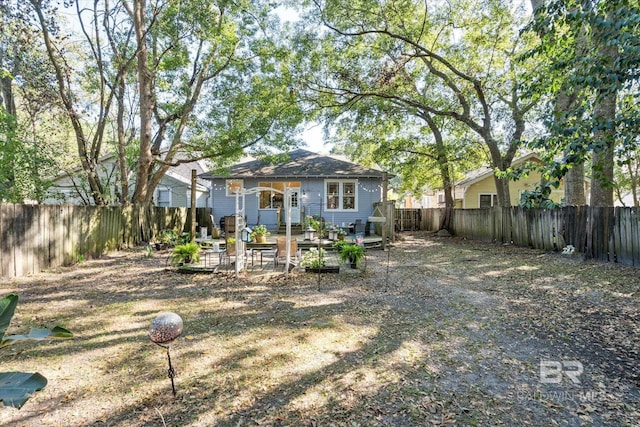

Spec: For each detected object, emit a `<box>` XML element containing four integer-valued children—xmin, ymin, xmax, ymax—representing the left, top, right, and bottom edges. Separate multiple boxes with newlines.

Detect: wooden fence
<box><xmin>0</xmin><ymin>204</ymin><xmax>216</xmax><ymax>279</ymax></box>
<box><xmin>2</xmin><ymin>204</ymin><xmax>637</xmax><ymax>278</ymax></box>
<box><xmin>395</xmin><ymin>207</ymin><xmax>640</xmax><ymax>267</ymax></box>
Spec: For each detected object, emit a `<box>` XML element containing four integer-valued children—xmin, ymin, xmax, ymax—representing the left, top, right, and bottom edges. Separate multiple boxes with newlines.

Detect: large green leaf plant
<box><xmin>0</xmin><ymin>294</ymin><xmax>72</xmax><ymax>409</ymax></box>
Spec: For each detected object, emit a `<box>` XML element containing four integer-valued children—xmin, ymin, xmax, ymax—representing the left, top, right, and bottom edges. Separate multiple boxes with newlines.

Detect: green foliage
<box><xmin>338</xmin><ymin>244</ymin><xmax>365</xmax><ymax>267</ymax></box>
<box><xmin>300</xmin><ymin>248</ymin><xmax>326</xmax><ymax>269</ymax></box>
<box><xmin>332</xmin><ymin>240</ymin><xmax>349</xmax><ymax>253</ymax></box>
<box><xmin>251</xmin><ymin>224</ymin><xmax>270</xmax><ymax>237</ymax></box>
<box><xmin>523</xmin><ymin>0</ymin><xmax>640</xmax><ymax>192</ymax></box>
<box><xmin>519</xmin><ymin>185</ymin><xmax>560</xmax><ymax>209</ymax></box>
<box><xmin>0</xmin><ymin>107</ymin><xmax>56</xmax><ymax>203</ymax></box>
<box><xmin>21</xmin><ymin>0</ymin><xmax>304</xmax><ymax>206</ymax></box>
<box><xmin>1</xmin><ymin>294</ymin><xmax>73</xmax><ymax>409</ymax></box>
<box><xmin>305</xmin><ymin>216</ymin><xmax>323</xmax><ymax>232</ymax></box>
<box><xmin>292</xmin><ymin>0</ymin><xmax>538</xmax><ymax>207</ymax></box>
<box><xmin>170</xmin><ymin>243</ymin><xmax>201</xmax><ymax>266</ymax></box>
<box><xmin>157</xmin><ymin>229</ymin><xmax>179</xmax><ymax>246</ymax></box>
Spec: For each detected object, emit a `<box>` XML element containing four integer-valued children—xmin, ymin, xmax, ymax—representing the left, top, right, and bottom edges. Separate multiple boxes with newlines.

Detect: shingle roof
<box><xmin>456</xmin><ymin>152</ymin><xmax>542</xmax><ymax>187</ymax></box>
<box><xmin>201</xmin><ymin>149</ymin><xmax>386</xmax><ymax>179</ymax></box>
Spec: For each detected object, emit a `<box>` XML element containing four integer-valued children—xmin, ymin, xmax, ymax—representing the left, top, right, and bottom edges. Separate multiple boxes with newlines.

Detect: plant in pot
<box><xmin>339</xmin><ymin>243</ymin><xmax>365</xmax><ymax>269</ymax></box>
<box><xmin>251</xmin><ymin>224</ymin><xmax>270</xmax><ymax>243</ymax></box>
<box><xmin>170</xmin><ymin>242</ymin><xmax>201</xmax><ymax>266</ymax></box>
<box><xmin>300</xmin><ymin>248</ymin><xmax>326</xmax><ymax>270</ymax></box>
<box><xmin>332</xmin><ymin>240</ymin><xmax>349</xmax><ymax>254</ymax></box>
<box><xmin>155</xmin><ymin>229</ymin><xmax>178</xmax><ymax>250</ymax></box>
<box><xmin>226</xmin><ymin>237</ymin><xmax>236</xmax><ymax>256</ymax></box>
<box><xmin>337</xmin><ymin>229</ymin><xmax>347</xmax><ymax>240</ymax></box>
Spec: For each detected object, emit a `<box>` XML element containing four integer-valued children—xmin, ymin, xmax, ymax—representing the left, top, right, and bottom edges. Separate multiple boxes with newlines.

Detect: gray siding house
<box><xmin>43</xmin><ymin>155</ymin><xmax>210</xmax><ymax>207</ymax></box>
<box><xmin>201</xmin><ymin>149</ymin><xmax>388</xmax><ymax>232</ymax></box>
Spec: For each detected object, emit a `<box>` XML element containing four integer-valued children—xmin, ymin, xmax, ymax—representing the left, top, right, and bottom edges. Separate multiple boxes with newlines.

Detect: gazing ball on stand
<box><xmin>149</xmin><ymin>312</ymin><xmax>183</xmax><ymax>346</ymax></box>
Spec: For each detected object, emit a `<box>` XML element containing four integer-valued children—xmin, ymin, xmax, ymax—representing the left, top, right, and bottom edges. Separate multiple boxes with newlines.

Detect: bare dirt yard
<box><xmin>1</xmin><ymin>232</ymin><xmax>638</xmax><ymax>426</ymax></box>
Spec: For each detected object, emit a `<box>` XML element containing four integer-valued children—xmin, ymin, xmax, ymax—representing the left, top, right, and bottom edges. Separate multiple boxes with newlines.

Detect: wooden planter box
<box><xmin>305</xmin><ymin>266</ymin><xmax>340</xmax><ymax>274</ymax></box>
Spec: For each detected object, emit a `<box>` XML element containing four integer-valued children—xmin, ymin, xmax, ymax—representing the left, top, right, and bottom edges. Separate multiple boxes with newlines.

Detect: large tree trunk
<box><xmin>564</xmin><ymin>163</ymin><xmax>586</xmax><ymax>205</ymax></box>
<box><xmin>116</xmin><ymin>78</ymin><xmax>130</xmax><ymax>205</ymax></box>
<box><xmin>131</xmin><ymin>0</ymin><xmax>154</xmax><ymax>205</ymax></box>
<box><xmin>556</xmin><ymin>90</ymin><xmax>587</xmax><ymax>205</ymax></box>
<box><xmin>531</xmin><ymin>0</ymin><xmax>586</xmax><ymax>206</ymax></box>
<box><xmin>493</xmin><ymin>174</ymin><xmax>511</xmax><ymax>208</ymax></box>
<box><xmin>487</xmin><ymin>144</ymin><xmax>515</xmax><ymax>208</ymax></box>
<box><xmin>590</xmin><ymin>15</ymin><xmax>618</xmax><ymax>207</ymax></box>
<box><xmin>422</xmin><ymin>111</ymin><xmax>455</xmax><ymax>229</ymax></box>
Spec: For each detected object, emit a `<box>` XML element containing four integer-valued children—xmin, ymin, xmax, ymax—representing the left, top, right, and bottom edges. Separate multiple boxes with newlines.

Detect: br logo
<box><xmin>539</xmin><ymin>360</ymin><xmax>584</xmax><ymax>384</ymax></box>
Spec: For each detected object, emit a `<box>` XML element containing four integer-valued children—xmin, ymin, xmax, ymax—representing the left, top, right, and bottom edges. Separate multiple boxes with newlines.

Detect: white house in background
<box><xmin>400</xmin><ymin>190</ymin><xmax>439</xmax><ymax>208</ymax></box>
<box><xmin>42</xmin><ymin>154</ymin><xmax>211</xmax><ymax>207</ymax></box>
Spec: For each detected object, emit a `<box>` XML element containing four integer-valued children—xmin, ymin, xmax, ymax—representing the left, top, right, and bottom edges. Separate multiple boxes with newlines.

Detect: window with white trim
<box><xmin>325</xmin><ymin>179</ymin><xmax>357</xmax><ymax>211</ymax></box>
<box><xmin>156</xmin><ymin>186</ymin><xmax>171</xmax><ymax>207</ymax></box>
<box><xmin>225</xmin><ymin>179</ymin><xmax>243</xmax><ymax>197</ymax></box>
<box><xmin>479</xmin><ymin>193</ymin><xmax>498</xmax><ymax>208</ymax></box>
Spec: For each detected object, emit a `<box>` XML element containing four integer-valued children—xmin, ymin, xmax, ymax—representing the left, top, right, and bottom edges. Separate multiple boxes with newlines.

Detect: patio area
<box><xmin>190</xmin><ymin>232</ymin><xmax>378</xmax><ymax>274</ymax></box>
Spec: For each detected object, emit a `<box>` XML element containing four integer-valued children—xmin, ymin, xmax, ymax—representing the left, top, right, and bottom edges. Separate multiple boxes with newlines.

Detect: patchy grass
<box><xmin>0</xmin><ymin>232</ymin><xmax>638</xmax><ymax>426</ymax></box>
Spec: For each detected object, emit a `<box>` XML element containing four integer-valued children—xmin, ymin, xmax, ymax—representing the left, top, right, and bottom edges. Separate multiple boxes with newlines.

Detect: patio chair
<box><xmin>353</xmin><ymin>219</ymin><xmax>366</xmax><ymax>235</ymax></box>
<box><xmin>274</xmin><ymin>237</ymin><xmax>301</xmax><ymax>269</ymax></box>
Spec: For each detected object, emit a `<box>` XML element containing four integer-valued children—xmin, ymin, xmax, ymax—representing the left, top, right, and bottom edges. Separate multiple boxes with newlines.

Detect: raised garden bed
<box><xmin>305</xmin><ymin>266</ymin><xmax>340</xmax><ymax>273</ymax></box>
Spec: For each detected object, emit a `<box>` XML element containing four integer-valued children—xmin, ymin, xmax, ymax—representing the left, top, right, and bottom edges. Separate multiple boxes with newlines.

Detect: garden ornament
<box><xmin>149</xmin><ymin>312</ymin><xmax>183</xmax><ymax>397</ymax></box>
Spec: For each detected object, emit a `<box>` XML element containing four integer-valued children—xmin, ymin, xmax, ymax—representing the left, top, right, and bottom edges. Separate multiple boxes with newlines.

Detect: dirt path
<box><xmin>0</xmin><ymin>232</ymin><xmax>638</xmax><ymax>426</ymax></box>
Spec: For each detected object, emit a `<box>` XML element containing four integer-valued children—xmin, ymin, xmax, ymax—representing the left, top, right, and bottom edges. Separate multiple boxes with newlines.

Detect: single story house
<box><xmin>43</xmin><ymin>154</ymin><xmax>211</xmax><ymax>207</ymax></box>
<box><xmin>200</xmin><ymin>149</ymin><xmax>389</xmax><ymax>232</ymax></box>
<box><xmin>404</xmin><ymin>153</ymin><xmax>591</xmax><ymax>208</ymax></box>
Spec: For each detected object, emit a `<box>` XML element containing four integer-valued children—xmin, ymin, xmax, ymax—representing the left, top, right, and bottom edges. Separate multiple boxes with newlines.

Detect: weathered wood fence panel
<box><xmin>3</xmin><ymin>205</ymin><xmax>639</xmax><ymax>278</ymax></box>
<box><xmin>395</xmin><ymin>209</ymin><xmax>421</xmax><ymax>231</ymax></box>
<box><xmin>396</xmin><ymin>206</ymin><xmax>640</xmax><ymax>267</ymax></box>
<box><xmin>0</xmin><ymin>204</ymin><xmax>195</xmax><ymax>279</ymax></box>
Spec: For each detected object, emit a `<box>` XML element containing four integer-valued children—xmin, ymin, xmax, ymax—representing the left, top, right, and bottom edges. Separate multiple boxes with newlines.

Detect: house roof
<box><xmin>201</xmin><ymin>149</ymin><xmax>387</xmax><ymax>180</ymax></box>
<box><xmin>165</xmin><ymin>159</ymin><xmax>210</xmax><ymax>189</ymax></box>
<box><xmin>456</xmin><ymin>152</ymin><xmax>542</xmax><ymax>188</ymax></box>
<box><xmin>51</xmin><ymin>153</ymin><xmax>211</xmax><ymax>190</ymax></box>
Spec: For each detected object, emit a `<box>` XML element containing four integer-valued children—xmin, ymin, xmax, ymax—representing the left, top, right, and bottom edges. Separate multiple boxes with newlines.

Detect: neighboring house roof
<box><xmin>51</xmin><ymin>153</ymin><xmax>211</xmax><ymax>191</ymax></box>
<box><xmin>456</xmin><ymin>152</ymin><xmax>542</xmax><ymax>188</ymax></box>
<box><xmin>201</xmin><ymin>149</ymin><xmax>387</xmax><ymax>180</ymax></box>
<box><xmin>163</xmin><ymin>159</ymin><xmax>210</xmax><ymax>191</ymax></box>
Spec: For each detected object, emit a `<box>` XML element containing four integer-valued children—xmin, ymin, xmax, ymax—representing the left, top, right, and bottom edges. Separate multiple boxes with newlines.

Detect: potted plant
<box><xmin>155</xmin><ymin>229</ymin><xmax>178</xmax><ymax>250</ymax></box>
<box><xmin>332</xmin><ymin>239</ymin><xmax>349</xmax><ymax>253</ymax></box>
<box><xmin>226</xmin><ymin>237</ymin><xmax>236</xmax><ymax>256</ymax></box>
<box><xmin>170</xmin><ymin>242</ymin><xmax>201</xmax><ymax>266</ymax></box>
<box><xmin>251</xmin><ymin>224</ymin><xmax>270</xmax><ymax>243</ymax></box>
<box><xmin>339</xmin><ymin>243</ymin><xmax>365</xmax><ymax>269</ymax></box>
<box><xmin>337</xmin><ymin>229</ymin><xmax>347</xmax><ymax>240</ymax></box>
